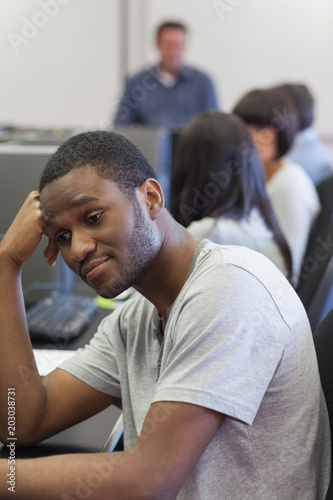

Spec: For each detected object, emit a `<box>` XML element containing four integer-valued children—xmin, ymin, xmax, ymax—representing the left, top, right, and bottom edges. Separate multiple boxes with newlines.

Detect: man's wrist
<box><xmin>0</xmin><ymin>246</ymin><xmax>23</xmax><ymax>275</ymax></box>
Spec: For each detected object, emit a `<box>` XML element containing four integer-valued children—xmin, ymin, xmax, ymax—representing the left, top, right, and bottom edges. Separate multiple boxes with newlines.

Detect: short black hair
<box><xmin>233</xmin><ymin>88</ymin><xmax>299</xmax><ymax>159</ymax></box>
<box><xmin>273</xmin><ymin>83</ymin><xmax>314</xmax><ymax>130</ymax></box>
<box><xmin>39</xmin><ymin>130</ymin><xmax>157</xmax><ymax>197</ymax></box>
<box><xmin>156</xmin><ymin>21</ymin><xmax>187</xmax><ymax>41</ymax></box>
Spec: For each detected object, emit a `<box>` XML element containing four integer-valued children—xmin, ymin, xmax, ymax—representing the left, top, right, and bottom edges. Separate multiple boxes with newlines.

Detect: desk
<box><xmin>0</xmin><ymin>305</ymin><xmax>123</xmax><ymax>459</ymax></box>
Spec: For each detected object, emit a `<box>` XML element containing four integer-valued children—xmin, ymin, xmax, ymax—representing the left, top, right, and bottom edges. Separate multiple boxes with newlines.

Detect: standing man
<box><xmin>114</xmin><ymin>21</ymin><xmax>219</xmax><ymax>129</ymax></box>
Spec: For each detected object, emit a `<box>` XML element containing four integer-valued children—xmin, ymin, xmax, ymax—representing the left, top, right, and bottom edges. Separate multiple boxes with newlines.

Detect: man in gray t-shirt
<box><xmin>60</xmin><ymin>240</ymin><xmax>331</xmax><ymax>499</ymax></box>
<box><xmin>0</xmin><ymin>131</ymin><xmax>330</xmax><ymax>499</ymax></box>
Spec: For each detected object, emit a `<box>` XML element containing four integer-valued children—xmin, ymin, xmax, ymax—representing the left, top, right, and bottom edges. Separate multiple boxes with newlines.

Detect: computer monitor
<box><xmin>0</xmin><ymin>143</ymin><xmax>77</xmax><ymax>295</ymax></box>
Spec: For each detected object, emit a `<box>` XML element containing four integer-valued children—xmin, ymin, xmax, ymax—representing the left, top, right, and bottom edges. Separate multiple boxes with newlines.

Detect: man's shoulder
<box><xmin>293</xmin><ymin>129</ymin><xmax>332</xmax><ymax>162</ymax></box>
<box><xmin>184</xmin><ymin>241</ymin><xmax>302</xmax><ymax>329</ymax></box>
<box><xmin>195</xmin><ymin>242</ymin><xmax>293</xmax><ymax>296</ymax></box>
<box><xmin>181</xmin><ymin>65</ymin><xmax>213</xmax><ymax>82</ymax></box>
<box><xmin>126</xmin><ymin>66</ymin><xmax>158</xmax><ymax>85</ymax></box>
<box><xmin>193</xmin><ymin>241</ymin><xmax>283</xmax><ymax>282</ymax></box>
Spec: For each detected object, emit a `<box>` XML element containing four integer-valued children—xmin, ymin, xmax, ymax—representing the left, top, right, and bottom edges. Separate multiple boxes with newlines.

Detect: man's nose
<box><xmin>70</xmin><ymin>231</ymin><xmax>96</xmax><ymax>262</ymax></box>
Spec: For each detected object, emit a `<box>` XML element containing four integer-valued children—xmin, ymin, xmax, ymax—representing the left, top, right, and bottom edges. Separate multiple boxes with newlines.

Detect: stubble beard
<box><xmin>100</xmin><ymin>200</ymin><xmax>161</xmax><ymax>299</ymax></box>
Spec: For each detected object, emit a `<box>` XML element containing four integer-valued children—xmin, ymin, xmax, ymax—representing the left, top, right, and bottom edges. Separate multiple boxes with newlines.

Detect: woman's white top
<box><xmin>267</xmin><ymin>159</ymin><xmax>321</xmax><ymax>286</ymax></box>
<box><xmin>187</xmin><ymin>207</ymin><xmax>289</xmax><ymax>279</ymax></box>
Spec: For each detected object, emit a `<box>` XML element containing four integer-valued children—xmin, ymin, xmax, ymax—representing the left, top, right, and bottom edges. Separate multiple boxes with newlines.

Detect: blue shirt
<box><xmin>113</xmin><ymin>65</ymin><xmax>219</xmax><ymax>129</ymax></box>
<box><xmin>287</xmin><ymin>128</ymin><xmax>333</xmax><ymax>186</ymax></box>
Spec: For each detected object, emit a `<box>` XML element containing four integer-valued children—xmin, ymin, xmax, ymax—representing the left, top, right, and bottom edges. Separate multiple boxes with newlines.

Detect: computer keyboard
<box><xmin>26</xmin><ymin>291</ymin><xmax>97</xmax><ymax>341</ymax></box>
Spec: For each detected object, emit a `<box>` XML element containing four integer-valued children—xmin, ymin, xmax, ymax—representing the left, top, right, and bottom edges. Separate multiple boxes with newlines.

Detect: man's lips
<box><xmin>80</xmin><ymin>257</ymin><xmax>110</xmax><ymax>280</ymax></box>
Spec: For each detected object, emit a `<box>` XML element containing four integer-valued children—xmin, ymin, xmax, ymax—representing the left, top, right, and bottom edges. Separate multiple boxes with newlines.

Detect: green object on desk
<box><xmin>95</xmin><ymin>296</ymin><xmax>118</xmax><ymax>310</ymax></box>
<box><xmin>95</xmin><ymin>288</ymin><xmax>134</xmax><ymax>310</ymax></box>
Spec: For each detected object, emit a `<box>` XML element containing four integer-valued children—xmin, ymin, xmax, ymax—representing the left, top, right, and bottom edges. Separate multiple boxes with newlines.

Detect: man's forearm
<box><xmin>0</xmin><ymin>192</ymin><xmax>59</xmax><ymax>444</ymax></box>
<box><xmin>0</xmin><ymin>258</ymin><xmax>46</xmax><ymax>445</ymax></box>
<box><xmin>0</xmin><ymin>450</ymin><xmax>153</xmax><ymax>500</ymax></box>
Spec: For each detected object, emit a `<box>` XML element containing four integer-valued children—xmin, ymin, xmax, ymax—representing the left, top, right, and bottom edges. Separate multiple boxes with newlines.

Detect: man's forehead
<box><xmin>40</xmin><ymin>167</ymin><xmax>113</xmax><ymax>199</ymax></box>
<box><xmin>159</xmin><ymin>28</ymin><xmax>186</xmax><ymax>41</ymax></box>
<box><xmin>40</xmin><ymin>171</ymin><xmax>135</xmax><ymax>223</ymax></box>
<box><xmin>39</xmin><ymin>169</ymin><xmax>105</xmax><ymax>217</ymax></box>
<box><xmin>42</xmin><ymin>195</ymin><xmax>100</xmax><ymax>226</ymax></box>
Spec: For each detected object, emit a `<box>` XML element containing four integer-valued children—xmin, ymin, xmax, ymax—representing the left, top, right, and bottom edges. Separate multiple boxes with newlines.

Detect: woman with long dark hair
<box><xmin>172</xmin><ymin>111</ymin><xmax>292</xmax><ymax>282</ymax></box>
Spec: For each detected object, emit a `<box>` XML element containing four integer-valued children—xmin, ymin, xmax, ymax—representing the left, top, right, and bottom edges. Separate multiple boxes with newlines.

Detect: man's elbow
<box><xmin>134</xmin><ymin>467</ymin><xmax>183</xmax><ymax>500</ymax></box>
<box><xmin>118</xmin><ymin>450</ymin><xmax>182</xmax><ymax>500</ymax></box>
<box><xmin>0</xmin><ymin>409</ymin><xmax>48</xmax><ymax>447</ymax></box>
<box><xmin>0</xmin><ymin>427</ymin><xmax>43</xmax><ymax>448</ymax></box>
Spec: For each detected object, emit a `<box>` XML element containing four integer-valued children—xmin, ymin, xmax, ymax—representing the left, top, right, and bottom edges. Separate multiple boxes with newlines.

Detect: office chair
<box><xmin>296</xmin><ymin>219</ymin><xmax>333</xmax><ymax>331</ymax></box>
<box><xmin>314</xmin><ymin>310</ymin><xmax>333</xmax><ymax>500</ymax></box>
<box><xmin>310</xmin><ymin>175</ymin><xmax>333</xmax><ymax>243</ymax></box>
<box><xmin>100</xmin><ymin>413</ymin><xmax>124</xmax><ymax>452</ymax></box>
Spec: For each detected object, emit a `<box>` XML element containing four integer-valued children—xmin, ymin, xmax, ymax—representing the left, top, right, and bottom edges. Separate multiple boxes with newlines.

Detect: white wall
<box><xmin>1</xmin><ymin>0</ymin><xmax>333</xmax><ymax>135</ymax></box>
<box><xmin>0</xmin><ymin>0</ymin><xmax>121</xmax><ymax>128</ymax></box>
<box><xmin>129</xmin><ymin>0</ymin><xmax>333</xmax><ymax>135</ymax></box>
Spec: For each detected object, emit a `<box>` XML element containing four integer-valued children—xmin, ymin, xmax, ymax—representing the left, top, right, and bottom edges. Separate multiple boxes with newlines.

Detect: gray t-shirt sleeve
<box><xmin>152</xmin><ymin>253</ymin><xmax>291</xmax><ymax>425</ymax></box>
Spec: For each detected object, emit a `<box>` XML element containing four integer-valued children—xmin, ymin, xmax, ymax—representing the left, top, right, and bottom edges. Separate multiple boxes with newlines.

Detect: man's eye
<box><xmin>87</xmin><ymin>213</ymin><xmax>102</xmax><ymax>224</ymax></box>
<box><xmin>56</xmin><ymin>232</ymin><xmax>71</xmax><ymax>243</ymax></box>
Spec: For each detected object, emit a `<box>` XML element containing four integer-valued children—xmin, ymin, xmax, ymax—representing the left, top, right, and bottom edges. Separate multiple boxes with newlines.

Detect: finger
<box><xmin>48</xmin><ymin>253</ymin><xmax>58</xmax><ymax>268</ymax></box>
<box><xmin>44</xmin><ymin>239</ymin><xmax>59</xmax><ymax>268</ymax></box>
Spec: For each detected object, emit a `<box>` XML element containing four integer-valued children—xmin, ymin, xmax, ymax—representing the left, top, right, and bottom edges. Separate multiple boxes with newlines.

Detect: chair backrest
<box><xmin>100</xmin><ymin>413</ymin><xmax>124</xmax><ymax>453</ymax></box>
<box><xmin>310</xmin><ymin>175</ymin><xmax>333</xmax><ymax>243</ymax></box>
<box><xmin>297</xmin><ymin>219</ymin><xmax>333</xmax><ymax>331</ymax></box>
<box><xmin>299</xmin><ymin>175</ymin><xmax>333</xmax><ymax>294</ymax></box>
<box><xmin>314</xmin><ymin>310</ymin><xmax>333</xmax><ymax>438</ymax></box>
<box><xmin>314</xmin><ymin>310</ymin><xmax>333</xmax><ymax>500</ymax></box>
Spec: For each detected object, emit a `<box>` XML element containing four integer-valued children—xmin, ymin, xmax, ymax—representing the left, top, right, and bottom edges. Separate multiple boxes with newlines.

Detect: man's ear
<box><xmin>139</xmin><ymin>179</ymin><xmax>164</xmax><ymax>219</ymax></box>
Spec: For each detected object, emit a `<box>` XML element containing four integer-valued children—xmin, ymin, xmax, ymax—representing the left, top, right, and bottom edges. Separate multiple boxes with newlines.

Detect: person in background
<box><xmin>233</xmin><ymin>88</ymin><xmax>321</xmax><ymax>287</ymax></box>
<box><xmin>171</xmin><ymin>111</ymin><xmax>292</xmax><ymax>282</ymax></box>
<box><xmin>113</xmin><ymin>21</ymin><xmax>219</xmax><ymax>129</ymax></box>
<box><xmin>273</xmin><ymin>82</ymin><xmax>333</xmax><ymax>186</ymax></box>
